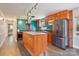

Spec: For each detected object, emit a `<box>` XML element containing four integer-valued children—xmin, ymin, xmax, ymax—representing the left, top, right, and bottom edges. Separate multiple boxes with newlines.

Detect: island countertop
<box><xmin>23</xmin><ymin>31</ymin><xmax>47</xmax><ymax>35</ymax></box>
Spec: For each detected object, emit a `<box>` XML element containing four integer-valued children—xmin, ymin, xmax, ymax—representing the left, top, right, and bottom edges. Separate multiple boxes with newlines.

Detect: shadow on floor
<box><xmin>17</xmin><ymin>40</ymin><xmax>31</xmax><ymax>56</ymax></box>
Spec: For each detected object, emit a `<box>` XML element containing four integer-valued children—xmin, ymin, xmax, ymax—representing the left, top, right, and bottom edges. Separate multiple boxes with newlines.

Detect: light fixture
<box><xmin>10</xmin><ymin>25</ymin><xmax>13</xmax><ymax>29</ymax></box>
<box><xmin>0</xmin><ymin>17</ymin><xmax>4</xmax><ymax>20</ymax></box>
<box><xmin>24</xmin><ymin>3</ymin><xmax>38</xmax><ymax>20</ymax></box>
<box><xmin>31</xmin><ymin>16</ymin><xmax>35</xmax><ymax>18</ymax></box>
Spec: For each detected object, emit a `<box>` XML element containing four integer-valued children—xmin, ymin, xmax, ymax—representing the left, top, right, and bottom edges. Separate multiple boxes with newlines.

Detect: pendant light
<box><xmin>24</xmin><ymin>3</ymin><xmax>38</xmax><ymax>20</ymax></box>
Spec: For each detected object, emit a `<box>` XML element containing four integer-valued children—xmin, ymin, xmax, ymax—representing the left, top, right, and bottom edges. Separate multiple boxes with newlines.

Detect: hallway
<box><xmin>0</xmin><ymin>36</ymin><xmax>21</xmax><ymax>56</ymax></box>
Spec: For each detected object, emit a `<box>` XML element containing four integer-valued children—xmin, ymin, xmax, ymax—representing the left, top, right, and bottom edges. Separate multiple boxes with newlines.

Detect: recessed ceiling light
<box><xmin>0</xmin><ymin>17</ymin><xmax>3</xmax><ymax>20</ymax></box>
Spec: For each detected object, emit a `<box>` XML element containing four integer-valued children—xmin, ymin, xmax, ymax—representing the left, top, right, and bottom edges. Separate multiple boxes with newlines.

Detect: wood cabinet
<box><xmin>46</xmin><ymin>10</ymin><xmax>71</xmax><ymax>20</ymax></box>
<box><xmin>47</xmin><ymin>32</ymin><xmax>52</xmax><ymax>44</ymax></box>
<box><xmin>23</xmin><ymin>32</ymin><xmax>47</xmax><ymax>56</ymax></box>
<box><xmin>46</xmin><ymin>10</ymin><xmax>73</xmax><ymax>48</ymax></box>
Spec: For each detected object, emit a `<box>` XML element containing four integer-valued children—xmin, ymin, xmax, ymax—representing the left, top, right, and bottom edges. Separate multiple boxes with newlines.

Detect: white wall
<box><xmin>13</xmin><ymin>18</ymin><xmax>17</xmax><ymax>42</ymax></box>
<box><xmin>0</xmin><ymin>19</ymin><xmax>7</xmax><ymax>48</ymax></box>
<box><xmin>73</xmin><ymin>7</ymin><xmax>79</xmax><ymax>49</ymax></box>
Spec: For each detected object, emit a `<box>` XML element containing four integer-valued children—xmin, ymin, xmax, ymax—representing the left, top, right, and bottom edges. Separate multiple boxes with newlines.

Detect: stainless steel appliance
<box><xmin>53</xmin><ymin>19</ymin><xmax>68</xmax><ymax>49</ymax></box>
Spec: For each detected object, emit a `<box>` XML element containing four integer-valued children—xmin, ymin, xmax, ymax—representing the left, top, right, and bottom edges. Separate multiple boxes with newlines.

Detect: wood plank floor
<box><xmin>18</xmin><ymin>40</ymin><xmax>79</xmax><ymax>56</ymax></box>
<box><xmin>47</xmin><ymin>44</ymin><xmax>79</xmax><ymax>56</ymax></box>
<box><xmin>0</xmin><ymin>36</ymin><xmax>79</xmax><ymax>56</ymax></box>
<box><xmin>17</xmin><ymin>41</ymin><xmax>31</xmax><ymax>56</ymax></box>
<box><xmin>0</xmin><ymin>36</ymin><xmax>21</xmax><ymax>56</ymax></box>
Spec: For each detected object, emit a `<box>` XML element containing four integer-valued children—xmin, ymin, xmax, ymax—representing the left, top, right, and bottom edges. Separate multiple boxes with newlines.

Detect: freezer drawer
<box><xmin>59</xmin><ymin>38</ymin><xmax>66</xmax><ymax>49</ymax></box>
<box><xmin>54</xmin><ymin>37</ymin><xmax>66</xmax><ymax>49</ymax></box>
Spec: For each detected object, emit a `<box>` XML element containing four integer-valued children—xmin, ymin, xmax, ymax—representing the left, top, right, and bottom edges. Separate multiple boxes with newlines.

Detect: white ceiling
<box><xmin>0</xmin><ymin>3</ymin><xmax>79</xmax><ymax>19</ymax></box>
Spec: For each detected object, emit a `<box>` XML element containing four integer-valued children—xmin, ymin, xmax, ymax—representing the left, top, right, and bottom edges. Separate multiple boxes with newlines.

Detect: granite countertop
<box><xmin>24</xmin><ymin>31</ymin><xmax>47</xmax><ymax>35</ymax></box>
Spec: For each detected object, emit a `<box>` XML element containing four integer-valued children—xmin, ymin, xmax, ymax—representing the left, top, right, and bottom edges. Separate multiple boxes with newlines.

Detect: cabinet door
<box><xmin>33</xmin><ymin>35</ymin><xmax>47</xmax><ymax>55</ymax></box>
<box><xmin>47</xmin><ymin>32</ymin><xmax>52</xmax><ymax>44</ymax></box>
<box><xmin>33</xmin><ymin>36</ymin><xmax>41</xmax><ymax>55</ymax></box>
<box><xmin>23</xmin><ymin>33</ymin><xmax>34</xmax><ymax>53</ymax></box>
<box><xmin>27</xmin><ymin>35</ymin><xmax>34</xmax><ymax>51</ymax></box>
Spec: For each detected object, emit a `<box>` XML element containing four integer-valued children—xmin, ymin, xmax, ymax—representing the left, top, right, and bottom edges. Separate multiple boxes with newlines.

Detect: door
<box><xmin>73</xmin><ymin>17</ymin><xmax>79</xmax><ymax>49</ymax></box>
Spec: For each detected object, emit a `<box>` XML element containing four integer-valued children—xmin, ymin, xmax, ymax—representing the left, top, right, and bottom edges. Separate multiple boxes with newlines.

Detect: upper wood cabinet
<box><xmin>46</xmin><ymin>10</ymin><xmax>72</xmax><ymax>21</ymax></box>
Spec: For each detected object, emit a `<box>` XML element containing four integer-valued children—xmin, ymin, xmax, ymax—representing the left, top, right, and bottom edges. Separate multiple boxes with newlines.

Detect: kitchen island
<box><xmin>23</xmin><ymin>31</ymin><xmax>47</xmax><ymax>56</ymax></box>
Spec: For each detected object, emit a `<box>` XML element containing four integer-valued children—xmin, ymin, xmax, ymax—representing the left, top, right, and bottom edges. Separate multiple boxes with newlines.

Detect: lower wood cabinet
<box><xmin>47</xmin><ymin>32</ymin><xmax>52</xmax><ymax>44</ymax></box>
<box><xmin>23</xmin><ymin>32</ymin><xmax>47</xmax><ymax>56</ymax></box>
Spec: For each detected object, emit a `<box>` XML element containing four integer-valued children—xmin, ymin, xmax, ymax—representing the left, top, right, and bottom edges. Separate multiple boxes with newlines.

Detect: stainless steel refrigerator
<box><xmin>52</xmin><ymin>19</ymin><xmax>68</xmax><ymax>49</ymax></box>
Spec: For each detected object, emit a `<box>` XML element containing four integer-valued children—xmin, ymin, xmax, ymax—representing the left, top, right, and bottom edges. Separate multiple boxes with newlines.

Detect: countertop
<box><xmin>23</xmin><ymin>31</ymin><xmax>47</xmax><ymax>35</ymax></box>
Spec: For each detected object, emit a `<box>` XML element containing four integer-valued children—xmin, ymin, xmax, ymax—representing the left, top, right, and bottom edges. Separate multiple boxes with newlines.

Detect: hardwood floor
<box><xmin>17</xmin><ymin>40</ymin><xmax>31</xmax><ymax>56</ymax></box>
<box><xmin>0</xmin><ymin>36</ymin><xmax>79</xmax><ymax>56</ymax></box>
<box><xmin>47</xmin><ymin>44</ymin><xmax>79</xmax><ymax>56</ymax></box>
<box><xmin>0</xmin><ymin>36</ymin><xmax>21</xmax><ymax>56</ymax></box>
<box><xmin>18</xmin><ymin>41</ymin><xmax>79</xmax><ymax>56</ymax></box>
